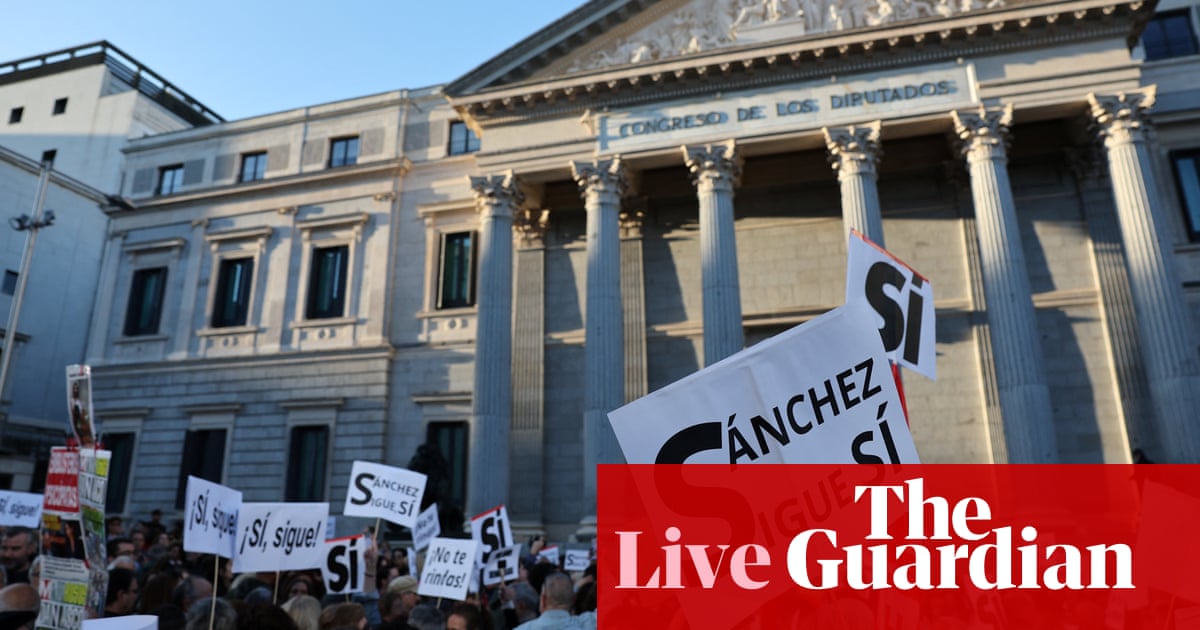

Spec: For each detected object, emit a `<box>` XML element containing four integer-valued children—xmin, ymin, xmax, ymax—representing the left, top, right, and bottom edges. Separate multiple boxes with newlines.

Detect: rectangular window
<box><xmin>174</xmin><ymin>428</ymin><xmax>226</xmax><ymax>509</ymax></box>
<box><xmin>2</xmin><ymin>270</ymin><xmax>16</xmax><ymax>296</ymax></box>
<box><xmin>329</xmin><ymin>136</ymin><xmax>359</xmax><ymax>168</ymax></box>
<box><xmin>286</xmin><ymin>425</ymin><xmax>329</xmax><ymax>501</ymax></box>
<box><xmin>239</xmin><ymin>151</ymin><xmax>267</xmax><ymax>182</ymax></box>
<box><xmin>1173</xmin><ymin>149</ymin><xmax>1200</xmax><ymax>241</ymax></box>
<box><xmin>1142</xmin><ymin>10</ymin><xmax>1199</xmax><ymax>60</ymax></box>
<box><xmin>437</xmin><ymin>232</ymin><xmax>474</xmax><ymax>309</ymax></box>
<box><xmin>123</xmin><ymin>267</ymin><xmax>167</xmax><ymax>336</ymax></box>
<box><xmin>157</xmin><ymin>164</ymin><xmax>184</xmax><ymax>196</ymax></box>
<box><xmin>448</xmin><ymin>121</ymin><xmax>481</xmax><ymax>155</ymax></box>
<box><xmin>211</xmin><ymin>257</ymin><xmax>254</xmax><ymax>328</ymax></box>
<box><xmin>105</xmin><ymin>432</ymin><xmax>137</xmax><ymax>513</ymax></box>
<box><xmin>8</xmin><ymin>107</ymin><xmax>22</xmax><ymax>124</ymax></box>
<box><xmin>427</xmin><ymin>422</ymin><xmax>468</xmax><ymax>511</ymax></box>
<box><xmin>306</xmin><ymin>245</ymin><xmax>349</xmax><ymax>319</ymax></box>
<box><xmin>52</xmin><ymin>98</ymin><xmax>68</xmax><ymax>115</ymax></box>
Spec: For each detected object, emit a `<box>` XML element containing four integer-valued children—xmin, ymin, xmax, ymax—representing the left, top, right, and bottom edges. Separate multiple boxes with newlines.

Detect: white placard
<box><xmin>82</xmin><ymin>616</ymin><xmax>158</xmax><ymax>629</ymax></box>
<box><xmin>0</xmin><ymin>490</ymin><xmax>43</xmax><ymax>528</ymax></box>
<box><xmin>66</xmin><ymin>364</ymin><xmax>98</xmax><ymax>448</ymax></box>
<box><xmin>483</xmin><ymin>544</ymin><xmax>521</xmax><ymax>586</ymax></box>
<box><xmin>846</xmin><ymin>229</ymin><xmax>936</xmax><ymax>380</ymax></box>
<box><xmin>406</xmin><ymin>546</ymin><xmax>417</xmax><ymax>577</ymax></box>
<box><xmin>536</xmin><ymin>545</ymin><xmax>559</xmax><ymax>566</ymax></box>
<box><xmin>413</xmin><ymin>503</ymin><xmax>440</xmax><ymax>552</ymax></box>
<box><xmin>470</xmin><ymin>505</ymin><xmax>513</xmax><ymax>558</ymax></box>
<box><xmin>233</xmin><ymin>502</ymin><xmax>328</xmax><ymax>572</ymax></box>
<box><xmin>183</xmin><ymin>476</ymin><xmax>242</xmax><ymax>558</ymax></box>
<box><xmin>564</xmin><ymin>549</ymin><xmax>591</xmax><ymax>572</ymax></box>
<box><xmin>343</xmin><ymin>461</ymin><xmax>427</xmax><ymax>529</ymax></box>
<box><xmin>418</xmin><ymin>537</ymin><xmax>479</xmax><ymax>601</ymax></box>
<box><xmin>608</xmin><ymin>302</ymin><xmax>920</xmax><ymax>464</ymax></box>
<box><xmin>322</xmin><ymin>535</ymin><xmax>366</xmax><ymax>595</ymax></box>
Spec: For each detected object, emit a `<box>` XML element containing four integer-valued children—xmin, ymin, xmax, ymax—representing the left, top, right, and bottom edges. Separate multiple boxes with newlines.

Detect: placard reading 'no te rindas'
<box><xmin>593</xmin><ymin>63</ymin><xmax>976</xmax><ymax>152</ymax></box>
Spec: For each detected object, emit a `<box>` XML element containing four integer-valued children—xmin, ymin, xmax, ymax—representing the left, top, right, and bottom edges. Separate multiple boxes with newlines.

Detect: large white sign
<box><xmin>418</xmin><ymin>537</ymin><xmax>480</xmax><ymax>601</ymax></box>
<box><xmin>483</xmin><ymin>544</ymin><xmax>520</xmax><ymax>586</ymax></box>
<box><xmin>233</xmin><ymin>502</ymin><xmax>328</xmax><ymax>572</ymax></box>
<box><xmin>322</xmin><ymin>535</ymin><xmax>366</xmax><ymax>595</ymax></box>
<box><xmin>846</xmin><ymin>230</ymin><xmax>937</xmax><ymax>380</ymax></box>
<box><xmin>470</xmin><ymin>505</ymin><xmax>514</xmax><ymax>559</ymax></box>
<box><xmin>413</xmin><ymin>503</ymin><xmax>440</xmax><ymax>552</ymax></box>
<box><xmin>183</xmin><ymin>476</ymin><xmax>242</xmax><ymax>558</ymax></box>
<box><xmin>592</xmin><ymin>64</ymin><xmax>976</xmax><ymax>152</ymax></box>
<box><xmin>608</xmin><ymin>303</ymin><xmax>920</xmax><ymax>464</ymax></box>
<box><xmin>82</xmin><ymin>616</ymin><xmax>157</xmax><ymax>630</ymax></box>
<box><xmin>0</xmin><ymin>490</ymin><xmax>43</xmax><ymax>528</ymax></box>
<box><xmin>343</xmin><ymin>461</ymin><xmax>427</xmax><ymax>529</ymax></box>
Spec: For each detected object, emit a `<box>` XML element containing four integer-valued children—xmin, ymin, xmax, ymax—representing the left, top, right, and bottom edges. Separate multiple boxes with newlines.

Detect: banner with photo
<box><xmin>77</xmin><ymin>449</ymin><xmax>110</xmax><ymax>619</ymax></box>
<box><xmin>65</xmin><ymin>365</ymin><xmax>97</xmax><ymax>448</ymax></box>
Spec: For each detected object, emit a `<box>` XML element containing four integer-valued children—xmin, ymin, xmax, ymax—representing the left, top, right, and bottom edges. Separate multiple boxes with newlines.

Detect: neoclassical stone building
<box><xmin>84</xmin><ymin>0</ymin><xmax>1200</xmax><ymax>538</ymax></box>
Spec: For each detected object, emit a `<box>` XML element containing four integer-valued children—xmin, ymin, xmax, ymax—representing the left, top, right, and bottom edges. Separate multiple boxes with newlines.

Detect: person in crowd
<box><xmin>104</xmin><ymin>567</ymin><xmax>139</xmax><ymax>617</ymax></box>
<box><xmin>0</xmin><ymin>528</ymin><xmax>37</xmax><ymax>584</ymax></box>
<box><xmin>185</xmin><ymin>597</ymin><xmax>237</xmax><ymax>630</ymax></box>
<box><xmin>106</xmin><ymin>537</ymin><xmax>136</xmax><ymax>566</ymax></box>
<box><xmin>283</xmin><ymin>572</ymin><xmax>322</xmax><ymax>601</ymax></box>
<box><xmin>318</xmin><ymin>602</ymin><xmax>367</xmax><ymax>630</ymax></box>
<box><xmin>282</xmin><ymin>594</ymin><xmax>321</xmax><ymax>630</ymax></box>
<box><xmin>448</xmin><ymin>601</ymin><xmax>492</xmax><ymax>630</ymax></box>
<box><xmin>376</xmin><ymin>591</ymin><xmax>409</xmax><ymax>629</ymax></box>
<box><xmin>233</xmin><ymin>601</ymin><xmax>299</xmax><ymax>630</ymax></box>
<box><xmin>106</xmin><ymin>516</ymin><xmax>125</xmax><ymax>540</ymax></box>
<box><xmin>137</xmin><ymin>570</ymin><xmax>182</xmax><ymax>614</ymax></box>
<box><xmin>142</xmin><ymin>509</ymin><xmax>167</xmax><ymax>544</ymax></box>
<box><xmin>0</xmin><ymin>582</ymin><xmax>39</xmax><ymax>630</ymax></box>
<box><xmin>405</xmin><ymin>604</ymin><xmax>446</xmax><ymax>630</ymax></box>
<box><xmin>174</xmin><ymin>574</ymin><xmax>214</xmax><ymax>613</ymax></box>
<box><xmin>515</xmin><ymin>573</ymin><xmax>594</xmax><ymax>630</ymax></box>
<box><xmin>386</xmin><ymin>575</ymin><xmax>421</xmax><ymax>620</ymax></box>
<box><xmin>507</xmin><ymin>582</ymin><xmax>540</xmax><ymax>628</ymax></box>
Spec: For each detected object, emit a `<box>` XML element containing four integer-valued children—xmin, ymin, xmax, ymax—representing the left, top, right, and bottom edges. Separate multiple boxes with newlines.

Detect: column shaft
<box><xmin>825</xmin><ymin>121</ymin><xmax>885</xmax><ymax>245</ymax></box>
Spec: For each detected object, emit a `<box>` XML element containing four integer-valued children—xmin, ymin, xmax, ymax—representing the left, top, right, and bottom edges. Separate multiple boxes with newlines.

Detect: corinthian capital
<box><xmin>513</xmin><ymin>208</ymin><xmax>550</xmax><ymax>246</ymax></box>
<box><xmin>571</xmin><ymin>158</ymin><xmax>628</xmax><ymax>199</ymax></box>
<box><xmin>1088</xmin><ymin>87</ymin><xmax>1156</xmax><ymax>147</ymax></box>
<box><xmin>683</xmin><ymin>139</ymin><xmax>742</xmax><ymax>188</ymax></box>
<box><xmin>468</xmin><ymin>171</ymin><xmax>524</xmax><ymax>219</ymax></box>
<box><xmin>952</xmin><ymin>104</ymin><xmax>1014</xmax><ymax>158</ymax></box>
<box><xmin>824</xmin><ymin>121</ymin><xmax>882</xmax><ymax>174</ymax></box>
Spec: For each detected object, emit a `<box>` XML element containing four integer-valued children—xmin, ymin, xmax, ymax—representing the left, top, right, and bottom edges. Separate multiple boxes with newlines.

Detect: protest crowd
<box><xmin>0</xmin><ymin>513</ymin><xmax>598</xmax><ymax>630</ymax></box>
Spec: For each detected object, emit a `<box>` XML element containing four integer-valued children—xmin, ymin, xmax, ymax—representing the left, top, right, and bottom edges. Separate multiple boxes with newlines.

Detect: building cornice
<box><xmin>90</xmin><ymin>345</ymin><xmax>396</xmax><ymax>376</ymax></box>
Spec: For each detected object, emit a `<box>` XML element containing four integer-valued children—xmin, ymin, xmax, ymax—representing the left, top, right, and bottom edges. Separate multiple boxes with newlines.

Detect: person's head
<box><xmin>318</xmin><ymin>602</ymin><xmax>366</xmax><ymax>630</ymax></box>
<box><xmin>106</xmin><ymin>516</ymin><xmax>124</xmax><ymax>536</ymax></box>
<box><xmin>378</xmin><ymin>591</ymin><xmax>406</xmax><ymax>623</ymax></box>
<box><xmin>185</xmin><ymin>597</ymin><xmax>237</xmax><ymax>630</ymax></box>
<box><xmin>282</xmin><ymin>594</ymin><xmax>321</xmax><ymax>630</ymax></box>
<box><xmin>540</xmin><ymin>573</ymin><xmax>575</xmax><ymax>613</ymax></box>
<box><xmin>106</xmin><ymin>537</ymin><xmax>136</xmax><ymax>563</ymax></box>
<box><xmin>151</xmin><ymin>509</ymin><xmax>163</xmax><ymax>523</ymax></box>
<box><xmin>105</xmin><ymin>567</ymin><xmax>139</xmax><ymax>614</ymax></box>
<box><xmin>284</xmin><ymin>573</ymin><xmax>315</xmax><ymax>600</ymax></box>
<box><xmin>234</xmin><ymin>601</ymin><xmax>299</xmax><ymax>630</ymax></box>
<box><xmin>173</xmin><ymin>575</ymin><xmax>214</xmax><ymax>612</ymax></box>
<box><xmin>130</xmin><ymin>529</ymin><xmax>146</xmax><ymax>550</ymax></box>
<box><xmin>572</xmin><ymin>581</ymin><xmax>596</xmax><ymax>614</ymax></box>
<box><xmin>510</xmin><ymin>582</ymin><xmax>539</xmax><ymax>621</ymax></box>
<box><xmin>405</xmin><ymin>604</ymin><xmax>445</xmax><ymax>630</ymax></box>
<box><xmin>386</xmin><ymin>575</ymin><xmax>420</xmax><ymax>613</ymax></box>
<box><xmin>446</xmin><ymin>602</ymin><xmax>487</xmax><ymax>630</ymax></box>
<box><xmin>1</xmin><ymin>528</ymin><xmax>36</xmax><ymax>572</ymax></box>
<box><xmin>0</xmin><ymin>582</ymin><xmax>39</xmax><ymax>630</ymax></box>
<box><xmin>138</xmin><ymin>571</ymin><xmax>182</xmax><ymax>614</ymax></box>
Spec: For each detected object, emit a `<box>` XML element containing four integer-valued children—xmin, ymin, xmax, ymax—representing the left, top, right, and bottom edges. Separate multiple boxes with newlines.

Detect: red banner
<box><xmin>598</xmin><ymin>465</ymin><xmax>1200</xmax><ymax>629</ymax></box>
<box><xmin>43</xmin><ymin>447</ymin><xmax>79</xmax><ymax>514</ymax></box>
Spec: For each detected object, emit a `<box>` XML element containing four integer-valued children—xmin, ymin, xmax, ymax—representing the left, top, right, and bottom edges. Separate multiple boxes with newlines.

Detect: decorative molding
<box><xmin>411</xmin><ymin>392</ymin><xmax>473</xmax><ymax>405</ymax></box>
<box><xmin>824</xmin><ymin>120</ymin><xmax>882</xmax><ymax>173</ymax></box>
<box><xmin>123</xmin><ymin>237</ymin><xmax>186</xmax><ymax>254</ymax></box>
<box><xmin>683</xmin><ymin>139</ymin><xmax>743</xmax><ymax>187</ymax></box>
<box><xmin>952</xmin><ymin>103</ymin><xmax>1014</xmax><ymax>157</ymax></box>
<box><xmin>181</xmin><ymin>403</ymin><xmax>243</xmax><ymax>414</ymax></box>
<box><xmin>1088</xmin><ymin>86</ymin><xmax>1156</xmax><ymax>147</ymax></box>
<box><xmin>296</xmin><ymin>212</ymin><xmax>370</xmax><ymax>232</ymax></box>
<box><xmin>514</xmin><ymin>208</ymin><xmax>551</xmax><ymax>246</ymax></box>
<box><xmin>571</xmin><ymin>158</ymin><xmax>629</xmax><ymax>198</ymax></box>
<box><xmin>279</xmin><ymin>398</ymin><xmax>346</xmax><ymax>410</ymax></box>
<box><xmin>204</xmin><ymin>225</ymin><xmax>273</xmax><ymax>244</ymax></box>
<box><xmin>277</xmin><ymin>206</ymin><xmax>299</xmax><ymax>216</ymax></box>
<box><xmin>468</xmin><ymin>171</ymin><xmax>525</xmax><ymax>218</ymax></box>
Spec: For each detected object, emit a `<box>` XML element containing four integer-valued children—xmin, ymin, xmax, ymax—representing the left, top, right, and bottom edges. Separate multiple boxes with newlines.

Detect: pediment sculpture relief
<box><xmin>566</xmin><ymin>0</ymin><xmax>1005</xmax><ymax>73</ymax></box>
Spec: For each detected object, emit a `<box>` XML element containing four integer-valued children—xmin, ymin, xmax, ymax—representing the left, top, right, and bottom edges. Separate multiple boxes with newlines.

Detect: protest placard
<box><xmin>322</xmin><ymin>535</ymin><xmax>366</xmax><ymax>595</ymax></box>
<box><xmin>233</xmin><ymin>502</ymin><xmax>328</xmax><ymax>572</ymax></box>
<box><xmin>0</xmin><ymin>490</ymin><xmax>43</xmax><ymax>528</ymax></box>
<box><xmin>413</xmin><ymin>503</ymin><xmax>440</xmax><ymax>552</ymax></box>
<box><xmin>483</xmin><ymin>544</ymin><xmax>520</xmax><ymax>586</ymax></box>
<box><xmin>183</xmin><ymin>476</ymin><xmax>242</xmax><ymax>558</ymax></box>
<box><xmin>418</xmin><ymin>537</ymin><xmax>479</xmax><ymax>601</ymax></box>
<box><xmin>35</xmin><ymin>555</ymin><xmax>89</xmax><ymax>630</ymax></box>
<box><xmin>406</xmin><ymin>546</ymin><xmax>417</xmax><ymax>577</ymax></box>
<box><xmin>536</xmin><ymin>545</ymin><xmax>559</xmax><ymax>566</ymax></box>
<box><xmin>608</xmin><ymin>302</ymin><xmax>920</xmax><ymax>464</ymax></box>
<box><xmin>343</xmin><ymin>461</ymin><xmax>427</xmax><ymax>529</ymax></box>
<box><xmin>564</xmin><ymin>549</ymin><xmax>590</xmax><ymax>572</ymax></box>
<box><xmin>78</xmin><ymin>448</ymin><xmax>110</xmax><ymax>619</ymax></box>
<box><xmin>65</xmin><ymin>365</ymin><xmax>98</xmax><ymax>448</ymax></box>
<box><xmin>470</xmin><ymin>505</ymin><xmax>513</xmax><ymax>560</ymax></box>
<box><xmin>44</xmin><ymin>447</ymin><xmax>79</xmax><ymax>514</ymax></box>
<box><xmin>82</xmin><ymin>616</ymin><xmax>157</xmax><ymax>630</ymax></box>
<box><xmin>846</xmin><ymin>229</ymin><xmax>936</xmax><ymax>380</ymax></box>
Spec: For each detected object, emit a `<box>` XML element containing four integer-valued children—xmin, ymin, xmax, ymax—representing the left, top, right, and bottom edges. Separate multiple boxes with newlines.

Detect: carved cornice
<box><xmin>824</xmin><ymin>121</ymin><xmax>882</xmax><ymax>175</ymax></box>
<box><xmin>571</xmin><ymin>158</ymin><xmax>629</xmax><ymax>199</ymax></box>
<box><xmin>683</xmin><ymin>139</ymin><xmax>743</xmax><ymax>188</ymax></box>
<box><xmin>468</xmin><ymin>171</ymin><xmax>525</xmax><ymax>219</ymax></box>
<box><xmin>952</xmin><ymin>104</ymin><xmax>1013</xmax><ymax>158</ymax></box>
<box><xmin>1088</xmin><ymin>86</ymin><xmax>1156</xmax><ymax>147</ymax></box>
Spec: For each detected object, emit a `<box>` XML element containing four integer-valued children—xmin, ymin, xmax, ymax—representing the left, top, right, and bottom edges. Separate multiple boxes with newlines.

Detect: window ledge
<box><xmin>113</xmin><ymin>334</ymin><xmax>169</xmax><ymax>345</ymax></box>
<box><xmin>1175</xmin><ymin>242</ymin><xmax>1200</xmax><ymax>254</ymax></box>
<box><xmin>1142</xmin><ymin>54</ymin><xmax>1200</xmax><ymax>68</ymax></box>
<box><xmin>416</xmin><ymin>307</ymin><xmax>477</xmax><ymax>319</ymax></box>
<box><xmin>291</xmin><ymin>317</ymin><xmax>357</xmax><ymax>329</ymax></box>
<box><xmin>197</xmin><ymin>325</ymin><xmax>259</xmax><ymax>337</ymax></box>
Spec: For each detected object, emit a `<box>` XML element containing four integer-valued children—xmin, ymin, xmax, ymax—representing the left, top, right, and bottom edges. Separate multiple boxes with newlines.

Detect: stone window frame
<box><xmin>281</xmin><ymin>398</ymin><xmax>342</xmax><ymax>503</ymax></box>
<box><xmin>116</xmin><ymin>237</ymin><xmax>186</xmax><ymax>344</ymax></box>
<box><xmin>176</xmin><ymin>404</ymin><xmax>240</xmax><ymax>508</ymax></box>
<box><xmin>417</xmin><ymin>200</ymin><xmax>479</xmax><ymax>316</ymax></box>
<box><xmin>157</xmin><ymin>164</ymin><xmax>185</xmax><ymax>196</ymax></box>
<box><xmin>239</xmin><ymin>150</ymin><xmax>268</xmax><ymax>183</ymax></box>
<box><xmin>1171</xmin><ymin>147</ymin><xmax>1200</xmax><ymax>242</ymax></box>
<box><xmin>199</xmin><ymin>226</ymin><xmax>271</xmax><ymax>336</ymax></box>
<box><xmin>95</xmin><ymin>409</ymin><xmax>149</xmax><ymax>517</ymax></box>
<box><xmin>292</xmin><ymin>212</ymin><xmax>369</xmax><ymax>327</ymax></box>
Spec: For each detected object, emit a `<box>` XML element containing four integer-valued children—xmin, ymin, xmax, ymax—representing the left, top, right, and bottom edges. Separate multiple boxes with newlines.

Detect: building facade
<box><xmin>82</xmin><ymin>0</ymin><xmax>1200</xmax><ymax>539</ymax></box>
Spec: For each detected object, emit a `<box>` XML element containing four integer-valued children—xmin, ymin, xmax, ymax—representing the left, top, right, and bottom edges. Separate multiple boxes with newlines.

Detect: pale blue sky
<box><xmin>1</xmin><ymin>1</ymin><xmax>577</xmax><ymax>121</ymax></box>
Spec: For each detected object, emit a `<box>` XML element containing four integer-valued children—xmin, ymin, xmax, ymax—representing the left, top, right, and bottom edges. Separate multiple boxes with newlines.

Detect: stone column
<box><xmin>466</xmin><ymin>172</ymin><xmax>521</xmax><ymax>516</ymax></box>
<box><xmin>952</xmin><ymin>105</ymin><xmax>1058</xmax><ymax>463</ymax></box>
<box><xmin>1089</xmin><ymin>87</ymin><xmax>1200</xmax><ymax>463</ymax></box>
<box><xmin>620</xmin><ymin>207</ymin><xmax>649</xmax><ymax>403</ymax></box>
<box><xmin>510</xmin><ymin>208</ymin><xmax>548</xmax><ymax>524</ymax></box>
<box><xmin>571</xmin><ymin>158</ymin><xmax>628</xmax><ymax>509</ymax></box>
<box><xmin>683</xmin><ymin>140</ymin><xmax>745</xmax><ymax>366</ymax></box>
<box><xmin>824</xmin><ymin>121</ymin><xmax>885</xmax><ymax>245</ymax></box>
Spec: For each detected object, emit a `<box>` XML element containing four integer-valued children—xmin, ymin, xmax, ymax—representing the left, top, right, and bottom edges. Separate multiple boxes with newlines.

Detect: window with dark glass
<box><xmin>1172</xmin><ymin>149</ymin><xmax>1200</xmax><ymax>241</ymax></box>
<box><xmin>124</xmin><ymin>267</ymin><xmax>167</xmax><ymax>336</ymax></box>
<box><xmin>427</xmin><ymin>422</ymin><xmax>467</xmax><ymax>510</ymax></box>
<box><xmin>286</xmin><ymin>425</ymin><xmax>329</xmax><ymax>501</ymax></box>
<box><xmin>105</xmin><ymin>432</ymin><xmax>136</xmax><ymax>513</ymax></box>
<box><xmin>157</xmin><ymin>164</ymin><xmax>184</xmax><ymax>195</ymax></box>
<box><xmin>240</xmin><ymin>151</ymin><xmax>267</xmax><ymax>182</ymax></box>
<box><xmin>175</xmin><ymin>428</ymin><xmax>226</xmax><ymax>509</ymax></box>
<box><xmin>448</xmin><ymin>121</ymin><xmax>481</xmax><ymax>155</ymax></box>
<box><xmin>8</xmin><ymin>107</ymin><xmax>22</xmax><ymax>124</ymax></box>
<box><xmin>2</xmin><ymin>270</ymin><xmax>16</xmax><ymax>296</ymax></box>
<box><xmin>437</xmin><ymin>232</ymin><xmax>474</xmax><ymax>309</ymax></box>
<box><xmin>329</xmin><ymin>136</ymin><xmax>359</xmax><ymax>168</ymax></box>
<box><xmin>211</xmin><ymin>257</ymin><xmax>254</xmax><ymax>328</ymax></box>
<box><xmin>306</xmin><ymin>245</ymin><xmax>348</xmax><ymax>319</ymax></box>
<box><xmin>1142</xmin><ymin>10</ymin><xmax>1199</xmax><ymax>60</ymax></box>
<box><xmin>52</xmin><ymin>98</ymin><xmax>68</xmax><ymax>115</ymax></box>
